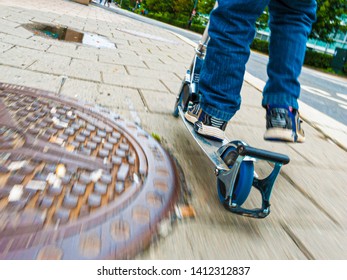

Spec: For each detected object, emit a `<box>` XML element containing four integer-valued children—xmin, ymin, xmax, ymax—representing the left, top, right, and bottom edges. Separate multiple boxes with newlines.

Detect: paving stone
<box><xmin>126</xmin><ymin>66</ymin><xmax>181</xmax><ymax>81</ymax></box>
<box><xmin>0</xmin><ymin>65</ymin><xmax>61</xmax><ymax>92</ymax></box>
<box><xmin>66</xmin><ymin>61</ymin><xmax>101</xmax><ymax>82</ymax></box>
<box><xmin>0</xmin><ymin>41</ymin><xmax>13</xmax><ymax>53</ymax></box>
<box><xmin>0</xmin><ymin>46</ymin><xmax>41</xmax><ymax>68</ymax></box>
<box><xmin>28</xmin><ymin>53</ymin><xmax>71</xmax><ymax>75</ymax></box>
<box><xmin>103</xmin><ymin>73</ymin><xmax>167</xmax><ymax>92</ymax></box>
<box><xmin>96</xmin><ymin>84</ymin><xmax>145</xmax><ymax>112</ymax></box>
<box><xmin>60</xmin><ymin>78</ymin><xmax>99</xmax><ymax>103</ymax></box>
<box><xmin>141</xmin><ymin>89</ymin><xmax>177</xmax><ymax>114</ymax></box>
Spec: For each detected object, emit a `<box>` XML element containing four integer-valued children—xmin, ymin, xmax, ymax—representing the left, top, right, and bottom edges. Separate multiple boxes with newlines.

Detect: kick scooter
<box><xmin>173</xmin><ymin>11</ymin><xmax>290</xmax><ymax>218</ymax></box>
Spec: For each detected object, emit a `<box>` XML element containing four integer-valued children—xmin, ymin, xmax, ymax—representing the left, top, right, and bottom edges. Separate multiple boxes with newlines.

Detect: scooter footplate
<box><xmin>178</xmin><ymin>106</ymin><xmax>229</xmax><ymax>170</ymax></box>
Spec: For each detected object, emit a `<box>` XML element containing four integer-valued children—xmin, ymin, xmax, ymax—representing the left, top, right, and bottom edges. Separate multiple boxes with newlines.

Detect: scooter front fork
<box><xmin>216</xmin><ymin>142</ymin><xmax>289</xmax><ymax>218</ymax></box>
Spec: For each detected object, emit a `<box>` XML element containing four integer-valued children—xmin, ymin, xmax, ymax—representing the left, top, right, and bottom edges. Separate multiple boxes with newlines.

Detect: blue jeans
<box><xmin>199</xmin><ymin>0</ymin><xmax>317</xmax><ymax>121</ymax></box>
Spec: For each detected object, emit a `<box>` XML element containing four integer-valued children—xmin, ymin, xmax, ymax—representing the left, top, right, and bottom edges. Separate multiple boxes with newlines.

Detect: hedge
<box><xmin>304</xmin><ymin>49</ymin><xmax>333</xmax><ymax>69</ymax></box>
<box><xmin>142</xmin><ymin>13</ymin><xmax>344</xmax><ymax>74</ymax></box>
<box><xmin>250</xmin><ymin>38</ymin><xmax>336</xmax><ymax>71</ymax></box>
<box><xmin>145</xmin><ymin>13</ymin><xmax>206</xmax><ymax>33</ymax></box>
<box><xmin>250</xmin><ymin>38</ymin><xmax>269</xmax><ymax>54</ymax></box>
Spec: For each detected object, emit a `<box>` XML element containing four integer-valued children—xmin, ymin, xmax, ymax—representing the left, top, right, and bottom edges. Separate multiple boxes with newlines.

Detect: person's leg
<box><xmin>263</xmin><ymin>0</ymin><xmax>316</xmax><ymax>108</ymax></box>
<box><xmin>263</xmin><ymin>0</ymin><xmax>316</xmax><ymax>142</ymax></box>
<box><xmin>200</xmin><ymin>0</ymin><xmax>269</xmax><ymax>121</ymax></box>
<box><xmin>187</xmin><ymin>0</ymin><xmax>269</xmax><ymax>141</ymax></box>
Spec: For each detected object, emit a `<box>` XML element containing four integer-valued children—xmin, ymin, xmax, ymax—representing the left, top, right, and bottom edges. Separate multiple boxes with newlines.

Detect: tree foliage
<box><xmin>140</xmin><ymin>0</ymin><xmax>347</xmax><ymax>43</ymax></box>
<box><xmin>175</xmin><ymin>0</ymin><xmax>195</xmax><ymax>16</ymax></box>
<box><xmin>142</xmin><ymin>0</ymin><xmax>216</xmax><ymax>17</ymax></box>
<box><xmin>144</xmin><ymin>0</ymin><xmax>174</xmax><ymax>14</ymax></box>
<box><xmin>144</xmin><ymin>0</ymin><xmax>194</xmax><ymax>17</ymax></box>
<box><xmin>256</xmin><ymin>8</ymin><xmax>269</xmax><ymax>30</ymax></box>
<box><xmin>254</xmin><ymin>1</ymin><xmax>347</xmax><ymax>42</ymax></box>
<box><xmin>311</xmin><ymin>0</ymin><xmax>347</xmax><ymax>42</ymax></box>
<box><xmin>198</xmin><ymin>0</ymin><xmax>215</xmax><ymax>15</ymax></box>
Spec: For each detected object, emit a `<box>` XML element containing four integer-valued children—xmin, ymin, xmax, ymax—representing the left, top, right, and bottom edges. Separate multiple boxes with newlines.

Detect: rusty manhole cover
<box><xmin>0</xmin><ymin>83</ymin><xmax>179</xmax><ymax>259</ymax></box>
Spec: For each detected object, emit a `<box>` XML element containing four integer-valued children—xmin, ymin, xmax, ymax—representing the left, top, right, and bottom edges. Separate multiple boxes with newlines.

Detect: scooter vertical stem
<box><xmin>195</xmin><ymin>1</ymin><xmax>218</xmax><ymax>56</ymax></box>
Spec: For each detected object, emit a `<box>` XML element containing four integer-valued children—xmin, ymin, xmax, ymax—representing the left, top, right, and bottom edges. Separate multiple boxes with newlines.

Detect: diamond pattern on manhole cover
<box><xmin>0</xmin><ymin>83</ymin><xmax>180</xmax><ymax>260</ymax></box>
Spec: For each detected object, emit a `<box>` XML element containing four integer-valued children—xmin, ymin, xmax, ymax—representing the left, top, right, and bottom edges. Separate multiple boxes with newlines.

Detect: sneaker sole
<box><xmin>194</xmin><ymin>121</ymin><xmax>225</xmax><ymax>142</ymax></box>
<box><xmin>264</xmin><ymin>128</ymin><xmax>305</xmax><ymax>143</ymax></box>
<box><xmin>184</xmin><ymin>112</ymin><xmax>198</xmax><ymax>124</ymax></box>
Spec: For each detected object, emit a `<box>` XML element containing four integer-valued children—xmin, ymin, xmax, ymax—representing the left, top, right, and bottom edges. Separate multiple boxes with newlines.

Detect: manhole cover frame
<box><xmin>0</xmin><ymin>82</ymin><xmax>180</xmax><ymax>260</ymax></box>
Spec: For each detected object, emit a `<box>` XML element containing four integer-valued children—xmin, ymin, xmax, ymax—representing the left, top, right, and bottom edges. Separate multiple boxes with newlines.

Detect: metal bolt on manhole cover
<box><xmin>0</xmin><ymin>83</ymin><xmax>180</xmax><ymax>259</ymax></box>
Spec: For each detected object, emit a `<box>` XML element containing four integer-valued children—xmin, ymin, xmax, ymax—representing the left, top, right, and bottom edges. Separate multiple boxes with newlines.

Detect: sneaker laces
<box><xmin>188</xmin><ymin>102</ymin><xmax>200</xmax><ymax>114</ymax></box>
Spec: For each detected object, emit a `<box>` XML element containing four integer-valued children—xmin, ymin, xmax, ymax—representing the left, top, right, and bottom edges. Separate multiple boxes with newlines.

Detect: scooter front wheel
<box><xmin>217</xmin><ymin>146</ymin><xmax>254</xmax><ymax>206</ymax></box>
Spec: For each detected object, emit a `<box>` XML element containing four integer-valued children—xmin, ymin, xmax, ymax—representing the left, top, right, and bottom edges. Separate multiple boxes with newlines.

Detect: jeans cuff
<box><xmin>200</xmin><ymin>103</ymin><xmax>235</xmax><ymax>121</ymax></box>
<box><xmin>262</xmin><ymin>96</ymin><xmax>299</xmax><ymax>110</ymax></box>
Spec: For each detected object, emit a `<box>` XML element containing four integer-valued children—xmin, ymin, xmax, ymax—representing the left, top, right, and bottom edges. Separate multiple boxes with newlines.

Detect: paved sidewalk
<box><xmin>0</xmin><ymin>0</ymin><xmax>346</xmax><ymax>259</ymax></box>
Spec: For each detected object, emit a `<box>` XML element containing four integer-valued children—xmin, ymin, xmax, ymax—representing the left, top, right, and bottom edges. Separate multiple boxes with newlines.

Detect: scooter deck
<box><xmin>178</xmin><ymin>106</ymin><xmax>229</xmax><ymax>171</ymax></box>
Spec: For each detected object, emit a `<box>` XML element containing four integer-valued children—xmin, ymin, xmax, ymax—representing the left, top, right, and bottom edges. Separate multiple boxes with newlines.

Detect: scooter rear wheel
<box><xmin>217</xmin><ymin>146</ymin><xmax>254</xmax><ymax>206</ymax></box>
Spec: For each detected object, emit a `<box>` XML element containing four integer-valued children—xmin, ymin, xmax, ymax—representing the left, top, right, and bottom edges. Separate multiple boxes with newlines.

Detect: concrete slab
<box><xmin>285</xmin><ymin>226</ymin><xmax>347</xmax><ymax>260</ymax></box>
<box><xmin>60</xmin><ymin>77</ymin><xmax>99</xmax><ymax>103</ymax></box>
<box><xmin>141</xmin><ymin>90</ymin><xmax>176</xmax><ymax>114</ymax></box>
<box><xmin>66</xmin><ymin>67</ymin><xmax>101</xmax><ymax>82</ymax></box>
<box><xmin>161</xmin><ymin>79</ymin><xmax>183</xmax><ymax>94</ymax></box>
<box><xmin>96</xmin><ymin>84</ymin><xmax>145</xmax><ymax>112</ymax></box>
<box><xmin>0</xmin><ymin>41</ymin><xmax>13</xmax><ymax>53</ymax></box>
<box><xmin>0</xmin><ymin>17</ymin><xmax>22</xmax><ymax>29</ymax></box>
<box><xmin>99</xmin><ymin>55</ymin><xmax>147</xmax><ymax>68</ymax></box>
<box><xmin>137</xmin><ymin>221</ymin><xmax>307</xmax><ymax>259</ymax></box>
<box><xmin>283</xmin><ymin>166</ymin><xmax>347</xmax><ymax>227</ymax></box>
<box><xmin>47</xmin><ymin>44</ymin><xmax>78</xmax><ymax>56</ymax></box>
<box><xmin>28</xmin><ymin>53</ymin><xmax>72</xmax><ymax>75</ymax></box>
<box><xmin>4</xmin><ymin>25</ymin><xmax>34</xmax><ymax>39</ymax></box>
<box><xmin>103</xmin><ymin>73</ymin><xmax>168</xmax><ymax>92</ymax></box>
<box><xmin>0</xmin><ymin>46</ymin><xmax>41</xmax><ymax>68</ymax></box>
<box><xmin>144</xmin><ymin>60</ymin><xmax>189</xmax><ymax>75</ymax></box>
<box><xmin>72</xmin><ymin>45</ymin><xmax>100</xmax><ymax>61</ymax></box>
<box><xmin>126</xmin><ymin>66</ymin><xmax>181</xmax><ymax>82</ymax></box>
<box><xmin>0</xmin><ymin>64</ymin><xmax>62</xmax><ymax>92</ymax></box>
<box><xmin>3</xmin><ymin>14</ymin><xmax>34</xmax><ymax>24</ymax></box>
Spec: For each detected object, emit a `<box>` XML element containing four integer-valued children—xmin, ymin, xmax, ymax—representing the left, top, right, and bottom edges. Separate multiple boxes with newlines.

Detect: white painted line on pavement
<box><xmin>301</xmin><ymin>85</ymin><xmax>347</xmax><ymax>107</ymax></box>
<box><xmin>337</xmin><ymin>93</ymin><xmax>347</xmax><ymax>101</ymax></box>
<box><xmin>301</xmin><ymin>85</ymin><xmax>331</xmax><ymax>96</ymax></box>
<box><xmin>168</xmin><ymin>30</ymin><xmax>197</xmax><ymax>48</ymax></box>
